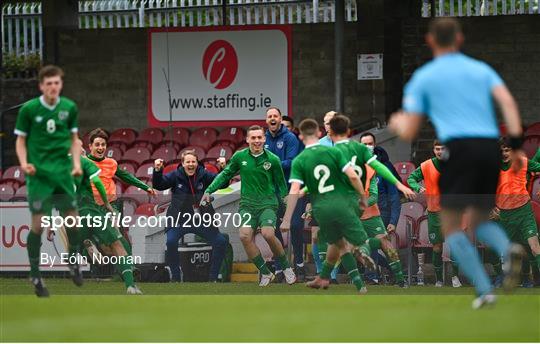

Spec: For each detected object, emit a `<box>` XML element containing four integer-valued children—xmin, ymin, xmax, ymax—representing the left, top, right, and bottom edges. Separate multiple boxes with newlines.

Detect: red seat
<box><xmin>122</xmin><ymin>200</ymin><xmax>137</xmax><ymax>217</ymax></box>
<box><xmin>180</xmin><ymin>146</ymin><xmax>206</xmax><ymax>161</ymax></box>
<box><xmin>523</xmin><ymin>136</ymin><xmax>540</xmax><ymax>159</ymax></box>
<box><xmin>151</xmin><ymin>146</ymin><xmax>178</xmax><ymax>162</ymax></box>
<box><xmin>119</xmin><ymin>147</ymin><xmax>151</xmax><ymax>166</ymax></box>
<box><xmin>205</xmin><ymin>145</ymin><xmax>233</xmax><ymax>162</ymax></box>
<box><xmin>122</xmin><ymin>186</ymin><xmax>149</xmax><ymax>206</ymax></box>
<box><xmin>2</xmin><ymin>166</ymin><xmax>25</xmax><ymax>188</ymax></box>
<box><xmin>400</xmin><ymin>202</ymin><xmax>425</xmax><ymax>223</ymax></box>
<box><xmin>217</xmin><ymin>127</ymin><xmax>245</xmax><ymax>147</ymax></box>
<box><xmin>116</xmin><ymin>183</ymin><xmax>123</xmax><ymax>196</ymax></box>
<box><xmin>136</xmin><ymin>163</ymin><xmax>155</xmax><ymax>182</ymax></box>
<box><xmin>390</xmin><ymin>212</ymin><xmax>414</xmax><ymax>249</ymax></box>
<box><xmin>11</xmin><ymin>184</ymin><xmax>27</xmax><ymax>201</ymax></box>
<box><xmin>108</xmin><ymin>141</ymin><xmax>128</xmax><ymax>153</ymax></box>
<box><xmin>525</xmin><ymin>122</ymin><xmax>540</xmax><ymax>137</ymax></box>
<box><xmin>0</xmin><ymin>184</ymin><xmax>15</xmax><ymax>202</ymax></box>
<box><xmin>133</xmin><ymin>128</ymin><xmax>164</xmax><ymax>149</ymax></box>
<box><xmin>413</xmin><ymin>216</ymin><xmax>432</xmax><ymax>248</ymax></box>
<box><xmin>135</xmin><ymin>203</ymin><xmax>156</xmax><ymax>216</ymax></box>
<box><xmin>204</xmin><ymin>162</ymin><xmax>219</xmax><ymax>174</ymax></box>
<box><xmin>189</xmin><ymin>128</ymin><xmax>218</xmax><ymax>151</ymax></box>
<box><xmin>118</xmin><ymin>162</ymin><xmax>137</xmax><ymax>175</ymax></box>
<box><xmin>532</xmin><ymin>201</ymin><xmax>540</xmax><ymax>227</ymax></box>
<box><xmin>394</xmin><ymin>161</ymin><xmax>416</xmax><ymax>187</ymax></box>
<box><xmin>163</xmin><ymin>163</ymin><xmax>179</xmax><ymax>175</ymax></box>
<box><xmin>109</xmin><ymin>128</ymin><xmax>137</xmax><ymax>146</ymax></box>
<box><xmin>104</xmin><ymin>147</ymin><xmax>123</xmax><ymax>160</ymax></box>
<box><xmin>531</xmin><ymin>177</ymin><xmax>540</xmax><ymax>203</ymax></box>
<box><xmin>163</xmin><ymin>127</ymin><xmax>190</xmax><ymax>147</ymax></box>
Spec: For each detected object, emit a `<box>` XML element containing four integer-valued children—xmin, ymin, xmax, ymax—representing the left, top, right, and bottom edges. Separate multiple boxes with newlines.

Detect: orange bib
<box><xmin>91</xmin><ymin>157</ymin><xmax>118</xmax><ymax>205</ymax></box>
<box><xmin>420</xmin><ymin>159</ymin><xmax>441</xmax><ymax>212</ymax></box>
<box><xmin>361</xmin><ymin>165</ymin><xmax>381</xmax><ymax>220</ymax></box>
<box><xmin>496</xmin><ymin>157</ymin><xmax>529</xmax><ymax>210</ymax></box>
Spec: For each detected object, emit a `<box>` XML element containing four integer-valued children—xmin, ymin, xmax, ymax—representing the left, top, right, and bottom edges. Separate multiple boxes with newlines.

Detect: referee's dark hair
<box><xmin>429</xmin><ymin>18</ymin><xmax>462</xmax><ymax>48</ymax></box>
<box><xmin>298</xmin><ymin>119</ymin><xmax>319</xmax><ymax>137</ymax></box>
<box><xmin>329</xmin><ymin>114</ymin><xmax>350</xmax><ymax>136</ymax></box>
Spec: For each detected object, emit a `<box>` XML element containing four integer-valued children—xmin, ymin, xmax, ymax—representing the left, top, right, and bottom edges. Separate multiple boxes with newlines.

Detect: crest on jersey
<box><xmin>242</xmin><ymin>161</ymin><xmax>247</xmax><ymax>166</ymax></box>
<box><xmin>58</xmin><ymin>110</ymin><xmax>69</xmax><ymax>120</ymax></box>
<box><xmin>277</xmin><ymin>141</ymin><xmax>284</xmax><ymax>149</ymax></box>
<box><xmin>32</xmin><ymin>201</ymin><xmax>42</xmax><ymax>211</ymax></box>
<box><xmin>263</xmin><ymin>162</ymin><xmax>271</xmax><ymax>170</ymax></box>
<box><xmin>35</xmin><ymin>116</ymin><xmax>43</xmax><ymax>123</ymax></box>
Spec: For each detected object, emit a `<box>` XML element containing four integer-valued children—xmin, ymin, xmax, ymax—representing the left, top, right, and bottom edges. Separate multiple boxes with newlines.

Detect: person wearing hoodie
<box><xmin>264</xmin><ymin>107</ymin><xmax>306</xmax><ymax>281</ymax></box>
<box><xmin>152</xmin><ymin>150</ymin><xmax>228</xmax><ymax>282</ymax></box>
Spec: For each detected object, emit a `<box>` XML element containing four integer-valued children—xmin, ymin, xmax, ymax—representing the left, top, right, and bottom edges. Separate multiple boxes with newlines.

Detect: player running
<box><xmin>407</xmin><ymin>140</ymin><xmax>462</xmax><ymax>287</ymax></box>
<box><xmin>14</xmin><ymin>65</ymin><xmax>83</xmax><ymax>297</ymax></box>
<box><xmin>201</xmin><ymin>125</ymin><xmax>296</xmax><ymax>286</ymax></box>
<box><xmin>389</xmin><ymin>18</ymin><xmax>525</xmax><ymax>308</ymax></box>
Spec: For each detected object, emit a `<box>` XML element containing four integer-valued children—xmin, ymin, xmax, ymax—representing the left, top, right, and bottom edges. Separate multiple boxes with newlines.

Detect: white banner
<box><xmin>148</xmin><ymin>26</ymin><xmax>292</xmax><ymax>126</ymax></box>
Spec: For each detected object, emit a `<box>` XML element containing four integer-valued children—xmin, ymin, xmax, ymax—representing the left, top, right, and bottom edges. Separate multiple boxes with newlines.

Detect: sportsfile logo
<box><xmin>202</xmin><ymin>40</ymin><xmax>238</xmax><ymax>90</ymax></box>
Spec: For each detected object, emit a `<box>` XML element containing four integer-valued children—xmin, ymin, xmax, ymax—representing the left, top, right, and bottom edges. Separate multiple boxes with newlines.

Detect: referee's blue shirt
<box><xmin>403</xmin><ymin>52</ymin><xmax>504</xmax><ymax>143</ymax></box>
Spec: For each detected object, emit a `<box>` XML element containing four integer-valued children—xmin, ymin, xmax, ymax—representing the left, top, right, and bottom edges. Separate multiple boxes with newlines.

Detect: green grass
<box><xmin>1</xmin><ymin>278</ymin><xmax>539</xmax><ymax>342</ymax></box>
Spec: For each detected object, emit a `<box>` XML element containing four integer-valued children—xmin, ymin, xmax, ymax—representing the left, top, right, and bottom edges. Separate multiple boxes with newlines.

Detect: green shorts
<box><xmin>79</xmin><ymin>204</ymin><xmax>123</xmax><ymax>246</ymax></box>
<box><xmin>26</xmin><ymin>171</ymin><xmax>77</xmax><ymax>214</ymax></box>
<box><xmin>239</xmin><ymin>207</ymin><xmax>277</xmax><ymax>231</ymax></box>
<box><xmin>427</xmin><ymin>211</ymin><xmax>444</xmax><ymax>245</ymax></box>
<box><xmin>314</xmin><ymin>199</ymin><xmax>367</xmax><ymax>246</ymax></box>
<box><xmin>361</xmin><ymin>216</ymin><xmax>387</xmax><ymax>238</ymax></box>
<box><xmin>499</xmin><ymin>202</ymin><xmax>539</xmax><ymax>244</ymax></box>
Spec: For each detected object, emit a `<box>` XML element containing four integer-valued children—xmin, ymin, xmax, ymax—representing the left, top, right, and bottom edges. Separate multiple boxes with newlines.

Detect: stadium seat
<box><xmin>413</xmin><ymin>216</ymin><xmax>432</xmax><ymax>248</ymax></box>
<box><xmin>400</xmin><ymin>202</ymin><xmax>425</xmax><ymax>223</ymax></box>
<box><xmin>394</xmin><ymin>162</ymin><xmax>416</xmax><ymax>186</ymax></box>
<box><xmin>119</xmin><ymin>147</ymin><xmax>151</xmax><ymax>166</ymax></box>
<box><xmin>0</xmin><ymin>184</ymin><xmax>15</xmax><ymax>202</ymax></box>
<box><xmin>531</xmin><ymin>177</ymin><xmax>540</xmax><ymax>203</ymax></box>
<box><xmin>204</xmin><ymin>162</ymin><xmax>219</xmax><ymax>174</ymax></box>
<box><xmin>217</xmin><ymin>126</ymin><xmax>245</xmax><ymax>147</ymax></box>
<box><xmin>151</xmin><ymin>146</ymin><xmax>178</xmax><ymax>162</ymax></box>
<box><xmin>2</xmin><ymin>166</ymin><xmax>25</xmax><ymax>188</ymax></box>
<box><xmin>108</xmin><ymin>141</ymin><xmax>128</xmax><ymax>153</ymax></box>
<box><xmin>532</xmin><ymin>201</ymin><xmax>540</xmax><ymax>227</ymax></box>
<box><xmin>109</xmin><ymin>128</ymin><xmax>137</xmax><ymax>146</ymax></box>
<box><xmin>236</xmin><ymin>143</ymin><xmax>248</xmax><ymax>151</ymax></box>
<box><xmin>163</xmin><ymin>163</ymin><xmax>179</xmax><ymax>175</ymax></box>
<box><xmin>189</xmin><ymin>128</ymin><xmax>218</xmax><ymax>151</ymax></box>
<box><xmin>116</xmin><ymin>183</ymin><xmax>123</xmax><ymax>196</ymax></box>
<box><xmin>122</xmin><ymin>200</ymin><xmax>137</xmax><ymax>217</ymax></box>
<box><xmin>522</xmin><ymin>136</ymin><xmax>540</xmax><ymax>159</ymax></box>
<box><xmin>104</xmin><ymin>147</ymin><xmax>123</xmax><ymax>160</ymax></box>
<box><xmin>133</xmin><ymin>128</ymin><xmax>164</xmax><ymax>149</ymax></box>
<box><xmin>163</xmin><ymin>127</ymin><xmax>190</xmax><ymax>147</ymax></box>
<box><xmin>525</xmin><ymin>122</ymin><xmax>540</xmax><ymax>137</ymax></box>
<box><xmin>135</xmin><ymin>203</ymin><xmax>156</xmax><ymax>216</ymax></box>
<box><xmin>392</xmin><ymin>212</ymin><xmax>414</xmax><ymax>249</ymax></box>
<box><xmin>118</xmin><ymin>162</ymin><xmax>137</xmax><ymax>175</ymax></box>
<box><xmin>11</xmin><ymin>184</ymin><xmax>27</xmax><ymax>201</ymax></box>
<box><xmin>180</xmin><ymin>146</ymin><xmax>206</xmax><ymax>161</ymax></box>
<box><xmin>122</xmin><ymin>186</ymin><xmax>149</xmax><ymax>206</ymax></box>
<box><xmin>136</xmin><ymin>163</ymin><xmax>155</xmax><ymax>182</ymax></box>
<box><xmin>205</xmin><ymin>145</ymin><xmax>233</xmax><ymax>162</ymax></box>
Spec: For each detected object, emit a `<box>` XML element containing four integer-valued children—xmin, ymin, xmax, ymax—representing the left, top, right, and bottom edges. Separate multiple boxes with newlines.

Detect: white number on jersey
<box><xmin>351</xmin><ymin>156</ymin><xmax>363</xmax><ymax>178</ymax></box>
<box><xmin>46</xmin><ymin>119</ymin><xmax>56</xmax><ymax>134</ymax></box>
<box><xmin>314</xmin><ymin>165</ymin><xmax>335</xmax><ymax>194</ymax></box>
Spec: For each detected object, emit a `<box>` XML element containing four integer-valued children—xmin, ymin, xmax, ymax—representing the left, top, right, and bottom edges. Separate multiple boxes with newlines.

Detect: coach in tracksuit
<box><xmin>153</xmin><ymin>150</ymin><xmax>228</xmax><ymax>282</ymax></box>
<box><xmin>265</xmin><ymin>107</ymin><xmax>306</xmax><ymax>281</ymax></box>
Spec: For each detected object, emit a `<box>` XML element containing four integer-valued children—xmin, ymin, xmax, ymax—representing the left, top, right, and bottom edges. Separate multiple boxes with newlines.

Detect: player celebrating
<box><xmin>201</xmin><ymin>125</ymin><xmax>296</xmax><ymax>286</ymax></box>
<box><xmin>328</xmin><ymin>115</ymin><xmax>414</xmax><ymax>288</ymax></box>
<box><xmin>407</xmin><ymin>141</ymin><xmax>462</xmax><ymax>287</ymax></box>
<box><xmin>389</xmin><ymin>18</ymin><xmax>525</xmax><ymax>308</ymax></box>
<box><xmin>14</xmin><ymin>65</ymin><xmax>83</xmax><ymax>297</ymax></box>
<box><xmin>281</xmin><ymin>118</ymin><xmax>381</xmax><ymax>294</ymax></box>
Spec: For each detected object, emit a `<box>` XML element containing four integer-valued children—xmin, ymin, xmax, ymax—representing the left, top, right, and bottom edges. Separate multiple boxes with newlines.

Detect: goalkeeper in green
<box><xmin>201</xmin><ymin>125</ymin><xmax>296</xmax><ymax>286</ymax></box>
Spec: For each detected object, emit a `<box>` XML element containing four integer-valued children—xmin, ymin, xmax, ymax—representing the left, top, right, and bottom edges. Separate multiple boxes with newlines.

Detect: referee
<box><xmin>389</xmin><ymin>18</ymin><xmax>525</xmax><ymax>309</ymax></box>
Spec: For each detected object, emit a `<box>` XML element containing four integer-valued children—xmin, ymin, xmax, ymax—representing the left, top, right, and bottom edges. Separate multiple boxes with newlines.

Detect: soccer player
<box><xmin>201</xmin><ymin>125</ymin><xmax>296</xmax><ymax>286</ymax></box>
<box><xmin>281</xmin><ymin>118</ymin><xmax>381</xmax><ymax>293</ymax></box>
<box><xmin>407</xmin><ymin>140</ymin><xmax>462</xmax><ymax>287</ymax></box>
<box><xmin>328</xmin><ymin>115</ymin><xmax>415</xmax><ymax>288</ymax></box>
<box><xmin>389</xmin><ymin>18</ymin><xmax>525</xmax><ymax>308</ymax></box>
<box><xmin>14</xmin><ymin>65</ymin><xmax>83</xmax><ymax>297</ymax></box>
<box><xmin>491</xmin><ymin>138</ymin><xmax>540</xmax><ymax>287</ymax></box>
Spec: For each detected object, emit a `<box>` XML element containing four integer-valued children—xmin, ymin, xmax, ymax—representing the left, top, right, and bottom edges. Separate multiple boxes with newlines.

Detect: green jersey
<box><xmin>74</xmin><ymin>156</ymin><xmax>101</xmax><ymax>204</ymax></box>
<box><xmin>533</xmin><ymin>148</ymin><xmax>540</xmax><ymax>164</ymax></box>
<box><xmin>206</xmin><ymin>148</ymin><xmax>288</xmax><ymax>210</ymax></box>
<box><xmin>15</xmin><ymin>96</ymin><xmax>78</xmax><ymax>174</ymax></box>
<box><xmin>333</xmin><ymin>139</ymin><xmax>376</xmax><ymax>185</ymax></box>
<box><xmin>407</xmin><ymin>157</ymin><xmax>442</xmax><ymax>193</ymax></box>
<box><xmin>289</xmin><ymin>143</ymin><xmax>356</xmax><ymax>209</ymax></box>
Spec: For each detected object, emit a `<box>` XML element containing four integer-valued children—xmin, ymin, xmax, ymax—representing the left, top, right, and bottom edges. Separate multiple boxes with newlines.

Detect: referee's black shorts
<box><xmin>439</xmin><ymin>138</ymin><xmax>501</xmax><ymax>211</ymax></box>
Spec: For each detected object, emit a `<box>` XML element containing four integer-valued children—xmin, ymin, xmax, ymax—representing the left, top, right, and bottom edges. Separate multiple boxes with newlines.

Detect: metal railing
<box><xmin>422</xmin><ymin>0</ymin><xmax>539</xmax><ymax>17</ymax></box>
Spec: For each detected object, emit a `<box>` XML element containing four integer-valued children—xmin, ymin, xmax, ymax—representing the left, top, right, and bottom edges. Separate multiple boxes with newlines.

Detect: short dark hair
<box><xmin>428</xmin><ymin>18</ymin><xmax>462</xmax><ymax>48</ymax></box>
<box><xmin>298</xmin><ymin>119</ymin><xmax>319</xmax><ymax>137</ymax></box>
<box><xmin>499</xmin><ymin>137</ymin><xmax>511</xmax><ymax>148</ymax></box>
<box><xmin>266</xmin><ymin>106</ymin><xmax>282</xmax><ymax>116</ymax></box>
<box><xmin>329</xmin><ymin>114</ymin><xmax>350</xmax><ymax>135</ymax></box>
<box><xmin>359</xmin><ymin>132</ymin><xmax>376</xmax><ymax>144</ymax></box>
<box><xmin>38</xmin><ymin>65</ymin><xmax>64</xmax><ymax>83</ymax></box>
<box><xmin>282</xmin><ymin>115</ymin><xmax>294</xmax><ymax>126</ymax></box>
<box><xmin>88</xmin><ymin>128</ymin><xmax>109</xmax><ymax>144</ymax></box>
<box><xmin>433</xmin><ymin>140</ymin><xmax>443</xmax><ymax>147</ymax></box>
<box><xmin>247</xmin><ymin>125</ymin><xmax>265</xmax><ymax>135</ymax></box>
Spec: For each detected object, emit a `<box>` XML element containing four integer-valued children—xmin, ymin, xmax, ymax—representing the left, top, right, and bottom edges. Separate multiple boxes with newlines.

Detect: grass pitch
<box><xmin>1</xmin><ymin>278</ymin><xmax>539</xmax><ymax>342</ymax></box>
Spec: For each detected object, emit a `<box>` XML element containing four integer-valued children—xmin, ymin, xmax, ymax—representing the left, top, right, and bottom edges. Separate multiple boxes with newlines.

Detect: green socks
<box><xmin>451</xmin><ymin>261</ymin><xmax>459</xmax><ymax>277</ymax></box>
<box><xmin>320</xmin><ymin>260</ymin><xmax>334</xmax><ymax>280</ymax></box>
<box><xmin>116</xmin><ymin>261</ymin><xmax>135</xmax><ymax>288</ymax></box>
<box><xmin>66</xmin><ymin>228</ymin><xmax>80</xmax><ymax>259</ymax></box>
<box><xmin>252</xmin><ymin>254</ymin><xmax>272</xmax><ymax>275</ymax></box>
<box><xmin>433</xmin><ymin>250</ymin><xmax>443</xmax><ymax>282</ymax></box>
<box><xmin>368</xmin><ymin>238</ymin><xmax>381</xmax><ymax>250</ymax></box>
<box><xmin>489</xmin><ymin>250</ymin><xmax>503</xmax><ymax>275</ymax></box>
<box><xmin>389</xmin><ymin>261</ymin><xmax>405</xmax><ymax>283</ymax></box>
<box><xmin>27</xmin><ymin>231</ymin><xmax>42</xmax><ymax>278</ymax></box>
<box><xmin>277</xmin><ymin>253</ymin><xmax>291</xmax><ymax>270</ymax></box>
<box><xmin>341</xmin><ymin>252</ymin><xmax>365</xmax><ymax>291</ymax></box>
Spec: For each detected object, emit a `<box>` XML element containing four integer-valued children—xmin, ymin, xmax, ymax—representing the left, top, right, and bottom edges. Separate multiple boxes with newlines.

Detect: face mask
<box><xmin>367</xmin><ymin>145</ymin><xmax>374</xmax><ymax>153</ymax></box>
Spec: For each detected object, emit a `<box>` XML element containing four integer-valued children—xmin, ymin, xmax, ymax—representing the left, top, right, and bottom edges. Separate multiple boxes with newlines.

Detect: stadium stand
<box><xmin>122</xmin><ymin>186</ymin><xmax>150</xmax><ymax>206</ymax></box>
<box><xmin>119</xmin><ymin>147</ymin><xmax>152</xmax><ymax>166</ymax></box>
<box><xmin>163</xmin><ymin>127</ymin><xmax>190</xmax><ymax>148</ymax></box>
<box><xmin>523</xmin><ymin>135</ymin><xmax>540</xmax><ymax>158</ymax></box>
<box><xmin>394</xmin><ymin>161</ymin><xmax>416</xmax><ymax>187</ymax></box>
<box><xmin>11</xmin><ymin>184</ymin><xmax>27</xmax><ymax>201</ymax></box>
<box><xmin>2</xmin><ymin>166</ymin><xmax>25</xmax><ymax>188</ymax></box>
<box><xmin>104</xmin><ymin>146</ymin><xmax>123</xmax><ymax>160</ymax></box>
<box><xmin>135</xmin><ymin>203</ymin><xmax>156</xmax><ymax>216</ymax></box>
<box><xmin>0</xmin><ymin>184</ymin><xmax>15</xmax><ymax>201</ymax></box>
<box><xmin>414</xmin><ymin>216</ymin><xmax>432</xmax><ymax>248</ymax></box>
<box><xmin>133</xmin><ymin>127</ymin><xmax>164</xmax><ymax>149</ymax></box>
<box><xmin>525</xmin><ymin>122</ymin><xmax>540</xmax><ymax>137</ymax></box>
<box><xmin>108</xmin><ymin>128</ymin><xmax>137</xmax><ymax>147</ymax></box>
<box><xmin>189</xmin><ymin>127</ymin><xmax>218</xmax><ymax>151</ymax></box>
<box><xmin>135</xmin><ymin>163</ymin><xmax>155</xmax><ymax>182</ymax></box>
